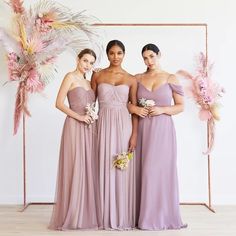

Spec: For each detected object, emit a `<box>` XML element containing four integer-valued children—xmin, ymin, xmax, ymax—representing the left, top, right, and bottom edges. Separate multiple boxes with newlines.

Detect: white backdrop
<box><xmin>0</xmin><ymin>0</ymin><xmax>235</xmax><ymax>205</ymax></box>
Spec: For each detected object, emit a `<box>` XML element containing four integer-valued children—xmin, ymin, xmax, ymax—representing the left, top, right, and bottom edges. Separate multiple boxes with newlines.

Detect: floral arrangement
<box><xmin>138</xmin><ymin>98</ymin><xmax>155</xmax><ymax>107</ymax></box>
<box><xmin>0</xmin><ymin>0</ymin><xmax>102</xmax><ymax>134</ymax></box>
<box><xmin>85</xmin><ymin>102</ymin><xmax>98</xmax><ymax>124</ymax></box>
<box><xmin>177</xmin><ymin>52</ymin><xmax>225</xmax><ymax>154</ymax></box>
<box><xmin>113</xmin><ymin>152</ymin><xmax>134</xmax><ymax>170</ymax></box>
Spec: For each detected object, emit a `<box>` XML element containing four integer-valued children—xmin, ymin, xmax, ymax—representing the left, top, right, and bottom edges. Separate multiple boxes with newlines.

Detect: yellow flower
<box><xmin>113</xmin><ymin>152</ymin><xmax>133</xmax><ymax>170</ymax></box>
<box><xmin>18</xmin><ymin>19</ymin><xmax>27</xmax><ymax>50</ymax></box>
<box><xmin>210</xmin><ymin>103</ymin><xmax>220</xmax><ymax>121</ymax></box>
<box><xmin>127</xmin><ymin>152</ymin><xmax>133</xmax><ymax>160</ymax></box>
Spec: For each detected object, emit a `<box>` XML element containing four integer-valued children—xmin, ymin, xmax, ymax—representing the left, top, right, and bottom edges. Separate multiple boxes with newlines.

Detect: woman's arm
<box><xmin>128</xmin><ymin>76</ymin><xmax>139</xmax><ymax>152</ymax></box>
<box><xmin>127</xmin><ymin>74</ymin><xmax>149</xmax><ymax>117</ymax></box>
<box><xmin>91</xmin><ymin>70</ymin><xmax>99</xmax><ymax>98</ymax></box>
<box><xmin>127</xmin><ymin>103</ymin><xmax>149</xmax><ymax>117</ymax></box>
<box><xmin>55</xmin><ymin>74</ymin><xmax>92</xmax><ymax>124</ymax></box>
<box><xmin>149</xmin><ymin>94</ymin><xmax>184</xmax><ymax>116</ymax></box>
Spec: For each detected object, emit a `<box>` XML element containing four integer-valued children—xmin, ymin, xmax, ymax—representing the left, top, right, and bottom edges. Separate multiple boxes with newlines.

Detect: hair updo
<box><xmin>78</xmin><ymin>48</ymin><xmax>96</xmax><ymax>60</ymax></box>
<box><xmin>141</xmin><ymin>43</ymin><xmax>160</xmax><ymax>55</ymax></box>
<box><xmin>106</xmin><ymin>40</ymin><xmax>125</xmax><ymax>54</ymax></box>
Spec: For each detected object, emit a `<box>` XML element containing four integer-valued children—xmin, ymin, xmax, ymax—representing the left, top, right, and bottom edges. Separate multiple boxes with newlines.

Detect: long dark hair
<box><xmin>106</xmin><ymin>40</ymin><xmax>125</xmax><ymax>54</ymax></box>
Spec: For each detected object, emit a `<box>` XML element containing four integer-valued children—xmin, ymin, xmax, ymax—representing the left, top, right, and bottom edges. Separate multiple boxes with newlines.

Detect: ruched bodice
<box><xmin>96</xmin><ymin>82</ymin><xmax>136</xmax><ymax>230</ymax></box>
<box><xmin>97</xmin><ymin>83</ymin><xmax>129</xmax><ymax>109</ymax></box>
<box><xmin>67</xmin><ymin>87</ymin><xmax>95</xmax><ymax>114</ymax></box>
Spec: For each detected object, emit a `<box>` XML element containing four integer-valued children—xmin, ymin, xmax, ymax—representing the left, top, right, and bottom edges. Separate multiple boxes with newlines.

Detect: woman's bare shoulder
<box><xmin>92</xmin><ymin>68</ymin><xmax>107</xmax><ymax>80</ymax></box>
<box><xmin>125</xmin><ymin>73</ymin><xmax>138</xmax><ymax>87</ymax></box>
<box><xmin>167</xmin><ymin>73</ymin><xmax>180</xmax><ymax>85</ymax></box>
<box><xmin>62</xmin><ymin>72</ymin><xmax>75</xmax><ymax>83</ymax></box>
<box><xmin>134</xmin><ymin>73</ymin><xmax>145</xmax><ymax>82</ymax></box>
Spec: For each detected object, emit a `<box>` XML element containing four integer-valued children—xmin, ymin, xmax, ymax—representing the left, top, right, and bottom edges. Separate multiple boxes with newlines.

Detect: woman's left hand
<box><xmin>148</xmin><ymin>106</ymin><xmax>164</xmax><ymax>116</ymax></box>
<box><xmin>128</xmin><ymin>134</ymin><xmax>137</xmax><ymax>152</ymax></box>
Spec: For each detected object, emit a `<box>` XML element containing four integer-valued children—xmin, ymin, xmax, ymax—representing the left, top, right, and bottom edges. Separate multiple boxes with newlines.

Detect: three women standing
<box><xmin>50</xmin><ymin>42</ymin><xmax>186</xmax><ymax>231</ymax></box>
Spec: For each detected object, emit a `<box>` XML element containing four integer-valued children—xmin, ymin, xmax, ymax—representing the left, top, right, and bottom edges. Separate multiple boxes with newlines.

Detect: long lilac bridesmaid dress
<box><xmin>97</xmin><ymin>83</ymin><xmax>136</xmax><ymax>230</ymax></box>
<box><xmin>49</xmin><ymin>87</ymin><xmax>100</xmax><ymax>230</ymax></box>
<box><xmin>136</xmin><ymin>82</ymin><xmax>187</xmax><ymax>230</ymax></box>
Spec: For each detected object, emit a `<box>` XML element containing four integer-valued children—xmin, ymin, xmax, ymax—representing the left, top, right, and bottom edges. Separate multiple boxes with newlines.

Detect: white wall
<box><xmin>0</xmin><ymin>0</ymin><xmax>235</xmax><ymax>205</ymax></box>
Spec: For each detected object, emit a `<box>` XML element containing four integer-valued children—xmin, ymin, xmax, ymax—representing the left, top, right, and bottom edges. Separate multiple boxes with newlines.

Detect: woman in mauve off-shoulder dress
<box><xmin>129</xmin><ymin>43</ymin><xmax>187</xmax><ymax>230</ymax></box>
<box><xmin>49</xmin><ymin>49</ymin><xmax>100</xmax><ymax>230</ymax></box>
<box><xmin>91</xmin><ymin>40</ymin><xmax>138</xmax><ymax>230</ymax></box>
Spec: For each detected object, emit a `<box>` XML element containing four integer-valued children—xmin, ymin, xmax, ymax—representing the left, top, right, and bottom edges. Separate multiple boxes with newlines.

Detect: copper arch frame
<box><xmin>20</xmin><ymin>23</ymin><xmax>215</xmax><ymax>213</ymax></box>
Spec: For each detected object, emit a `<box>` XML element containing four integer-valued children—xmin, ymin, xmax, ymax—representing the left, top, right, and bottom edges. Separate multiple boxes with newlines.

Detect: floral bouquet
<box><xmin>113</xmin><ymin>152</ymin><xmax>134</xmax><ymax>170</ymax></box>
<box><xmin>0</xmin><ymin>0</ymin><xmax>102</xmax><ymax>134</ymax></box>
<box><xmin>138</xmin><ymin>98</ymin><xmax>155</xmax><ymax>107</ymax></box>
<box><xmin>85</xmin><ymin>102</ymin><xmax>98</xmax><ymax>125</ymax></box>
<box><xmin>177</xmin><ymin>52</ymin><xmax>225</xmax><ymax>154</ymax></box>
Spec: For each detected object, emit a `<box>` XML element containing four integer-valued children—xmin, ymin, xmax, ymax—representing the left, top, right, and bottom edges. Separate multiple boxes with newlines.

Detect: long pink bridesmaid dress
<box><xmin>49</xmin><ymin>87</ymin><xmax>100</xmax><ymax>230</ymax></box>
<box><xmin>97</xmin><ymin>83</ymin><xmax>136</xmax><ymax>230</ymax></box>
<box><xmin>136</xmin><ymin>82</ymin><xmax>187</xmax><ymax>230</ymax></box>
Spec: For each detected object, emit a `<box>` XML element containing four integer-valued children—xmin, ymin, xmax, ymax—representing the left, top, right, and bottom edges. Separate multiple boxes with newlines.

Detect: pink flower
<box><xmin>7</xmin><ymin>52</ymin><xmax>21</xmax><ymax>81</ymax></box>
<box><xmin>179</xmin><ymin>52</ymin><xmax>224</xmax><ymax>122</ymax></box>
<box><xmin>199</xmin><ymin>108</ymin><xmax>212</xmax><ymax>121</ymax></box>
<box><xmin>25</xmin><ymin>69</ymin><xmax>44</xmax><ymax>93</ymax></box>
<box><xmin>35</xmin><ymin>14</ymin><xmax>53</xmax><ymax>33</ymax></box>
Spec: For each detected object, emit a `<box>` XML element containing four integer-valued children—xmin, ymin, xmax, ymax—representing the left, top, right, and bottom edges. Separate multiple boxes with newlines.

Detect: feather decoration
<box><xmin>31</xmin><ymin>0</ymin><xmax>104</xmax><ymax>55</ymax></box>
<box><xmin>17</xmin><ymin>17</ymin><xmax>27</xmax><ymax>50</ymax></box>
<box><xmin>203</xmin><ymin>118</ymin><xmax>215</xmax><ymax>155</ymax></box>
<box><xmin>0</xmin><ymin>27</ymin><xmax>20</xmax><ymax>53</ymax></box>
<box><xmin>38</xmin><ymin>63</ymin><xmax>57</xmax><ymax>85</ymax></box>
<box><xmin>26</xmin><ymin>33</ymin><xmax>45</xmax><ymax>55</ymax></box>
<box><xmin>8</xmin><ymin>0</ymin><xmax>25</xmax><ymax>14</ymax></box>
<box><xmin>1</xmin><ymin>0</ymin><xmax>104</xmax><ymax>135</ymax></box>
<box><xmin>14</xmin><ymin>81</ymin><xmax>31</xmax><ymax>135</ymax></box>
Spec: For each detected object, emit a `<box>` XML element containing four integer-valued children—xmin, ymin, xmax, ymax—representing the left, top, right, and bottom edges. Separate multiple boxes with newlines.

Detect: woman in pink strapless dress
<box><xmin>91</xmin><ymin>40</ymin><xmax>138</xmax><ymax>230</ymax></box>
<box><xmin>49</xmin><ymin>49</ymin><xmax>100</xmax><ymax>230</ymax></box>
<box><xmin>129</xmin><ymin>43</ymin><xmax>187</xmax><ymax>230</ymax></box>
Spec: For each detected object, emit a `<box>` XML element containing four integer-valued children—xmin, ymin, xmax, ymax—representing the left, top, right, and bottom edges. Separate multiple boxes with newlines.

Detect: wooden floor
<box><xmin>0</xmin><ymin>205</ymin><xmax>235</xmax><ymax>236</ymax></box>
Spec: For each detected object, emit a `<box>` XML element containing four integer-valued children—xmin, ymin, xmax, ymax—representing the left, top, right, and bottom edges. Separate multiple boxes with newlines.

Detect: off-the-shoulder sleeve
<box><xmin>169</xmin><ymin>83</ymin><xmax>184</xmax><ymax>96</ymax></box>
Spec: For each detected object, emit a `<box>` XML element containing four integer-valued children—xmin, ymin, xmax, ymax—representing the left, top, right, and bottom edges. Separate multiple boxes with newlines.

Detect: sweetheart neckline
<box><xmin>138</xmin><ymin>82</ymin><xmax>169</xmax><ymax>93</ymax></box>
<box><xmin>68</xmin><ymin>86</ymin><xmax>93</xmax><ymax>93</ymax></box>
<box><xmin>98</xmin><ymin>82</ymin><xmax>129</xmax><ymax>89</ymax></box>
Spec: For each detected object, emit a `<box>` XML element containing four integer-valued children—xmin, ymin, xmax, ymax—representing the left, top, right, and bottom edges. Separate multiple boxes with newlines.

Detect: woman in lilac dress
<box><xmin>91</xmin><ymin>40</ymin><xmax>138</xmax><ymax>230</ymax></box>
<box><xmin>129</xmin><ymin>43</ymin><xmax>186</xmax><ymax>230</ymax></box>
<box><xmin>49</xmin><ymin>49</ymin><xmax>100</xmax><ymax>230</ymax></box>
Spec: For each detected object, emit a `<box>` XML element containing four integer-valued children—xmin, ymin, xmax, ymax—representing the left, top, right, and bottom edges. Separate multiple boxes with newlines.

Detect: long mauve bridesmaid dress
<box><xmin>97</xmin><ymin>83</ymin><xmax>136</xmax><ymax>230</ymax></box>
<box><xmin>136</xmin><ymin>82</ymin><xmax>187</xmax><ymax>230</ymax></box>
<box><xmin>49</xmin><ymin>87</ymin><xmax>100</xmax><ymax>230</ymax></box>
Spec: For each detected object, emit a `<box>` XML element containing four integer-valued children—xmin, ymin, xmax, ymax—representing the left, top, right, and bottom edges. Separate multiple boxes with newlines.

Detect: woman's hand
<box><xmin>136</xmin><ymin>106</ymin><xmax>150</xmax><ymax>118</ymax></box>
<box><xmin>148</xmin><ymin>106</ymin><xmax>164</xmax><ymax>116</ymax></box>
<box><xmin>128</xmin><ymin>133</ymin><xmax>137</xmax><ymax>152</ymax></box>
<box><xmin>128</xmin><ymin>103</ymin><xmax>149</xmax><ymax>118</ymax></box>
<box><xmin>79</xmin><ymin>114</ymin><xmax>93</xmax><ymax>124</ymax></box>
